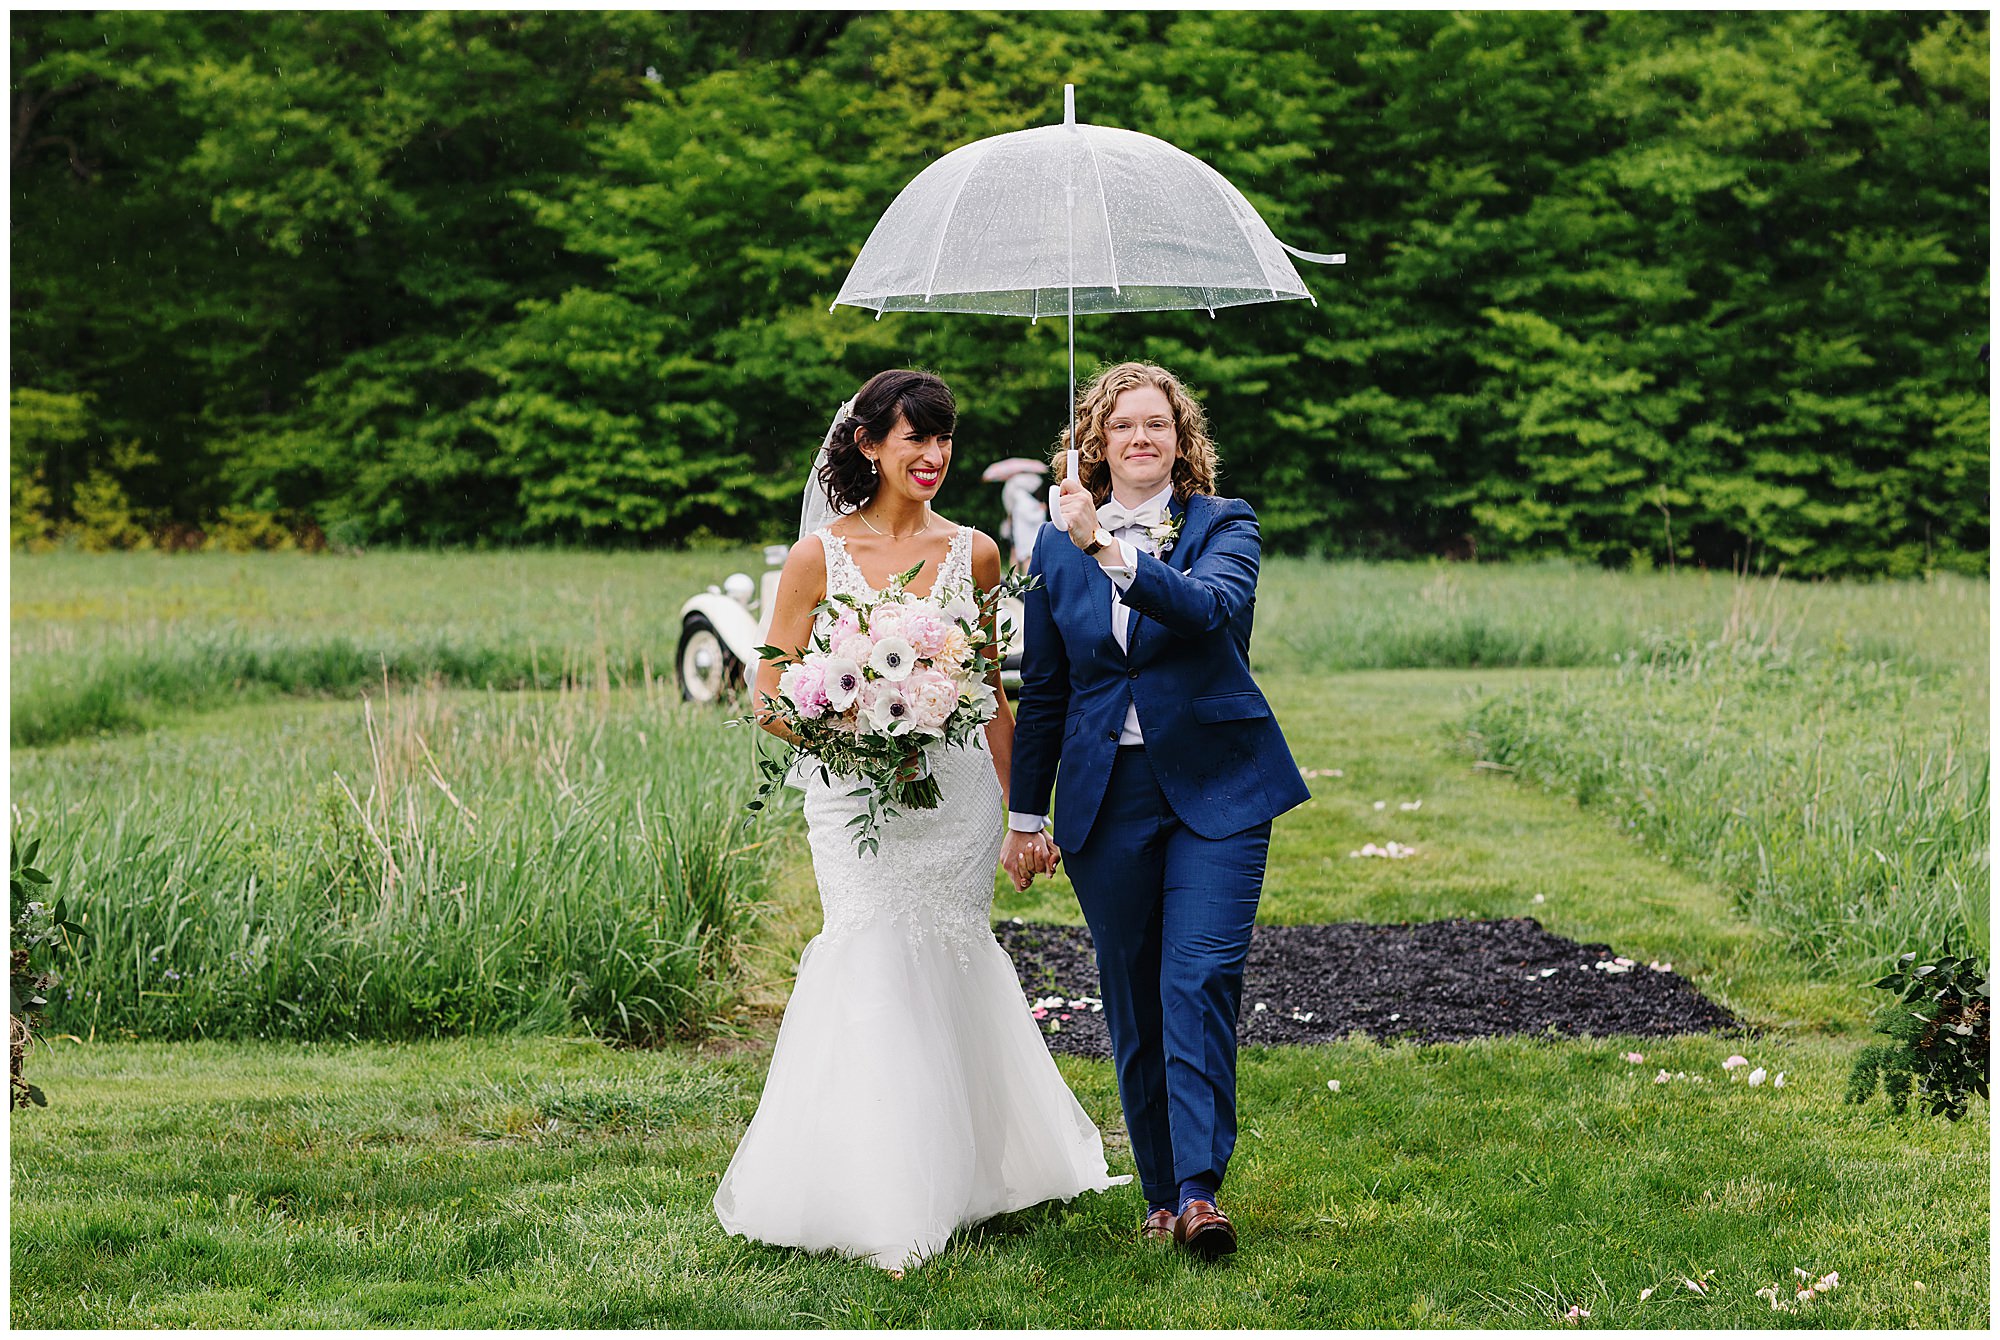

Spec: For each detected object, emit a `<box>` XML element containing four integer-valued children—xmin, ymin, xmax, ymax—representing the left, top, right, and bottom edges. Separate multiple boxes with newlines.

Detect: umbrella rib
<box><xmin>1078</xmin><ymin>131</ymin><xmax>1121</xmax><ymax>295</ymax></box>
<box><xmin>1196</xmin><ymin>159</ymin><xmax>1283</xmax><ymax>298</ymax></box>
<box><xmin>921</xmin><ymin>141</ymin><xmax>992</xmax><ymax>303</ymax></box>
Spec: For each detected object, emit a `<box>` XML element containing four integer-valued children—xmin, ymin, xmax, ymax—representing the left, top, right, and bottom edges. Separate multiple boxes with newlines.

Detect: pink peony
<box><xmin>905</xmin><ymin>669</ymin><xmax>959</xmax><ymax>732</ymax></box>
<box><xmin>779</xmin><ymin>661</ymin><xmax>829</xmax><ymax>719</ymax></box>
<box><xmin>938</xmin><ymin>626</ymin><xmax>974</xmax><ymax>672</ymax></box>
<box><xmin>835</xmin><ymin>633</ymin><xmax>873</xmax><ymax>665</ymax></box>
<box><xmin>830</xmin><ymin>609</ymin><xmax>861</xmax><ymax>646</ymax></box>
<box><xmin>867</xmin><ymin>603</ymin><xmax>907</xmax><ymax>641</ymax></box>
<box><xmin>904</xmin><ymin>610</ymin><xmax>951</xmax><ymax>661</ymax></box>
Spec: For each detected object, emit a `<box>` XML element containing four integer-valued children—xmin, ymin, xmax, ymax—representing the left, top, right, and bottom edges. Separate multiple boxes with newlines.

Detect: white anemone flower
<box><xmin>863</xmin><ymin>683</ymin><xmax>913</xmax><ymax>734</ymax></box>
<box><xmin>868</xmin><ymin>635</ymin><xmax>917</xmax><ymax>681</ymax></box>
<box><xmin>821</xmin><ymin>656</ymin><xmax>864</xmax><ymax>710</ymax></box>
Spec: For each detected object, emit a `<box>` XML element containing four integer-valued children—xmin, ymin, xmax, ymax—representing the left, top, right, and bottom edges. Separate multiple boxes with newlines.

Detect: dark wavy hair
<box><xmin>817</xmin><ymin>369</ymin><xmax>957</xmax><ymax>512</ymax></box>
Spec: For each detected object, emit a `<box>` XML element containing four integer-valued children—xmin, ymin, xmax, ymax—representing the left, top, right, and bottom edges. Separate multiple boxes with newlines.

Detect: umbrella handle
<box><xmin>1049</xmin><ymin>449</ymin><xmax>1078</xmax><ymax>537</ymax></box>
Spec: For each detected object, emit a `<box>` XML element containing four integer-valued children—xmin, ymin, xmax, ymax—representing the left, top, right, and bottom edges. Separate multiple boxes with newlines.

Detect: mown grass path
<box><xmin>10</xmin><ymin>671</ymin><xmax>1988</xmax><ymax>1327</ymax></box>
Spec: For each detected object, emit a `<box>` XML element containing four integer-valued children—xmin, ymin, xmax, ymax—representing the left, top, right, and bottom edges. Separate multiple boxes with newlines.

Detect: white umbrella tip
<box><xmin>1063</xmin><ymin>84</ymin><xmax>1075</xmax><ymax>125</ymax></box>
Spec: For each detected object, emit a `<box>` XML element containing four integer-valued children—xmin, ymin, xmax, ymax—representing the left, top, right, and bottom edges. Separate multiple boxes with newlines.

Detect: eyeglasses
<box><xmin>1106</xmin><ymin>418</ymin><xmax>1175</xmax><ymax>439</ymax></box>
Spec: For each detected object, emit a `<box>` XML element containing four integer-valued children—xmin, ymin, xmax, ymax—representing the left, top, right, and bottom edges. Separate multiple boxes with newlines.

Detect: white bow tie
<box><xmin>1097</xmin><ymin>500</ymin><xmax>1166</xmax><ymax>534</ymax></box>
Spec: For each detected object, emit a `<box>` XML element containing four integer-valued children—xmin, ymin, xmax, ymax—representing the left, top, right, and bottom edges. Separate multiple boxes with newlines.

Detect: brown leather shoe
<box><xmin>1141</xmin><ymin>1208</ymin><xmax>1179</xmax><ymax>1243</ymax></box>
<box><xmin>1173</xmin><ymin>1199</ymin><xmax>1237</xmax><ymax>1260</ymax></box>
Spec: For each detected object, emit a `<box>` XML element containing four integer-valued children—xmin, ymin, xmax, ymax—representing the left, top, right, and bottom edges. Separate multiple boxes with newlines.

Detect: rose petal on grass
<box><xmin>1639</xmin><ymin>1287</ymin><xmax>1654</xmax><ymax>1301</ymax></box>
<box><xmin>1623</xmin><ymin>1053</ymin><xmax>1644</xmax><ymax>1064</ymax></box>
<box><xmin>1722</xmin><ymin>1055</ymin><xmax>1749</xmax><ymax>1070</ymax></box>
<box><xmin>1326</xmin><ymin>1079</ymin><xmax>1341</xmax><ymax>1093</ymax></box>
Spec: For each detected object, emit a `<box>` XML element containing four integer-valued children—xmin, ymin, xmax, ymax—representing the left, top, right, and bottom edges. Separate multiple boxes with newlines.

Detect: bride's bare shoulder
<box><xmin>781</xmin><ymin>533</ymin><xmax>829</xmax><ymax>580</ymax></box>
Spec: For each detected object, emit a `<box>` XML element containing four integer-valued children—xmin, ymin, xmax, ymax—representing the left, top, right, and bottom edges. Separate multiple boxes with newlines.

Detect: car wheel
<box><xmin>677</xmin><ymin>614</ymin><xmax>742</xmax><ymax>703</ymax></box>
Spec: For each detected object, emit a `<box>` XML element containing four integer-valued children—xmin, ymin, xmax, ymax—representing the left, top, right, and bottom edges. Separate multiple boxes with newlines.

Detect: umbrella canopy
<box><xmin>980</xmin><ymin>456</ymin><xmax>1050</xmax><ymax>483</ymax></box>
<box><xmin>831</xmin><ymin>85</ymin><xmax>1342</xmax><ymax>506</ymax></box>
<box><xmin>832</xmin><ymin>85</ymin><xmax>1341</xmax><ymax>320</ymax></box>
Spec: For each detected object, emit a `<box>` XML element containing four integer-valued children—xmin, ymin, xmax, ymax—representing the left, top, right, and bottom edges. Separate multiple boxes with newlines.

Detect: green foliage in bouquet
<box><xmin>1846</xmin><ymin>951</ymin><xmax>1990</xmax><ymax>1121</ymax></box>
<box><xmin>10</xmin><ymin>837</ymin><xmax>87</xmax><ymax>1109</ymax></box>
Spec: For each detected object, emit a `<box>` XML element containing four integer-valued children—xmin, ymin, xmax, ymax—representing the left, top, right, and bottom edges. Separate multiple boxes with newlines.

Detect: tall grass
<box><xmin>11</xmin><ymin>675</ymin><xmax>786</xmax><ymax>1044</ymax></box>
<box><xmin>1463</xmin><ymin>587</ymin><xmax>1989</xmax><ymax>976</ymax></box>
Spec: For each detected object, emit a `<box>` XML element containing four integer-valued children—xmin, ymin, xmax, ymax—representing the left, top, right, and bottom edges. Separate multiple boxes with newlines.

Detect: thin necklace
<box><xmin>855</xmin><ymin>506</ymin><xmax>933</xmax><ymax>540</ymax></box>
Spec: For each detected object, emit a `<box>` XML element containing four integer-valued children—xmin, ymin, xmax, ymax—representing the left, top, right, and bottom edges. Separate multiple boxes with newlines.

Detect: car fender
<box><xmin>678</xmin><ymin>593</ymin><xmax>765</xmax><ymax>671</ymax></box>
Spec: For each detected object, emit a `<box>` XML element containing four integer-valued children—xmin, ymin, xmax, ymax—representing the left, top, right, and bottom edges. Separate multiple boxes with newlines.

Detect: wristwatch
<box><xmin>1080</xmin><ymin>527</ymin><xmax>1114</xmax><ymax>556</ymax></box>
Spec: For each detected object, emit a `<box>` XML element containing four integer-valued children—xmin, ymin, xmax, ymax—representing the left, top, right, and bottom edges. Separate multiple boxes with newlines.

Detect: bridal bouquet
<box><xmin>740</xmin><ymin>561</ymin><xmax>1035</xmax><ymax>856</ymax></box>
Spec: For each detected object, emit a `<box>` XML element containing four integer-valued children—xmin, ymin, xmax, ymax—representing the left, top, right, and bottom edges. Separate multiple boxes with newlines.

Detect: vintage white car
<box><xmin>676</xmin><ymin>543</ymin><xmax>1027</xmax><ymax>703</ymax></box>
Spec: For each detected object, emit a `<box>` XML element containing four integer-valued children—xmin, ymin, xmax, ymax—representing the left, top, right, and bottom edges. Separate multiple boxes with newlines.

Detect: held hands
<box><xmin>1058</xmin><ymin>475</ymin><xmax>1098</xmax><ymax>548</ymax></box>
<box><xmin>1000</xmin><ymin>829</ymin><xmax>1062</xmax><ymax>892</ymax></box>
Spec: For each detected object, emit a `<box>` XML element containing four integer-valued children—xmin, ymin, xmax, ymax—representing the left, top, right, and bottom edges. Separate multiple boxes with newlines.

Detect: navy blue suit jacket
<box><xmin>1009</xmin><ymin>493</ymin><xmax>1310</xmax><ymax>850</ymax></box>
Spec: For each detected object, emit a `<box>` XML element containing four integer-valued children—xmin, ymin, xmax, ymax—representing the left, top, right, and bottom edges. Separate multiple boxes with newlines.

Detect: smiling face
<box><xmin>1102</xmin><ymin>385</ymin><xmax>1179</xmax><ymax>502</ymax></box>
<box><xmin>861</xmin><ymin>412</ymin><xmax>953</xmax><ymax>503</ymax></box>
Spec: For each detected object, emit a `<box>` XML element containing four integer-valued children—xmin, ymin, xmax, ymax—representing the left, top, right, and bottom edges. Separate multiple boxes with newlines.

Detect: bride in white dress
<box><xmin>713</xmin><ymin>370</ymin><xmax>1124</xmax><ymax>1274</ymax></box>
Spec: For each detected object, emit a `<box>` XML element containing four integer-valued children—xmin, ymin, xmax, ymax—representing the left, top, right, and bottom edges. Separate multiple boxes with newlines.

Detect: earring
<box><xmin>868</xmin><ymin>458</ymin><xmax>878</xmax><ymax>476</ymax></box>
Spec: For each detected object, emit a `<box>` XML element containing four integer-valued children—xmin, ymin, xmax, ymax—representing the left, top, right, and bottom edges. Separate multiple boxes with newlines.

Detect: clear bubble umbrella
<box><xmin>832</xmin><ymin>84</ymin><xmax>1344</xmax><ymax>498</ymax></box>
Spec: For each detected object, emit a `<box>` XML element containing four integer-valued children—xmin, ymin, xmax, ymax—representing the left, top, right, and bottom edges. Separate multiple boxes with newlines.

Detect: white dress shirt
<box><xmin>1009</xmin><ymin>484</ymin><xmax>1174</xmax><ymax>835</ymax></box>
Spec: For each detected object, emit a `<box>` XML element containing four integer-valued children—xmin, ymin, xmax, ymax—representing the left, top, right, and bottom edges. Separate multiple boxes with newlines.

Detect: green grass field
<box><xmin>9</xmin><ymin>553</ymin><xmax>1989</xmax><ymax>1327</ymax></box>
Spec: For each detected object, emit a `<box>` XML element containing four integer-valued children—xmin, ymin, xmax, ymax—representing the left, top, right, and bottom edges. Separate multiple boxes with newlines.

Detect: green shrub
<box><xmin>1847</xmin><ymin>952</ymin><xmax>1991</xmax><ymax>1120</ymax></box>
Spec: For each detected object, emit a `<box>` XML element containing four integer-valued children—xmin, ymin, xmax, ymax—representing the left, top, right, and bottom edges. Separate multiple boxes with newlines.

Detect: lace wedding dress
<box><xmin>713</xmin><ymin>525</ymin><xmax>1125</xmax><ymax>1273</ymax></box>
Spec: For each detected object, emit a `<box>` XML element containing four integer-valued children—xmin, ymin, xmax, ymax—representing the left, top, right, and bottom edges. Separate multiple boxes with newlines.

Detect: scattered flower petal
<box><xmin>1773</xmin><ymin>1072</ymin><xmax>1785</xmax><ymax>1088</ymax></box>
<box><xmin>1623</xmin><ymin>1052</ymin><xmax>1644</xmax><ymax>1064</ymax></box>
<box><xmin>1254</xmin><ymin>1002</ymin><xmax>1268</xmax><ymax>1012</ymax></box>
<box><xmin>1326</xmin><ymin>1079</ymin><xmax>1341</xmax><ymax>1093</ymax></box>
<box><xmin>1722</xmin><ymin>1055</ymin><xmax>1749</xmax><ymax>1070</ymax></box>
<box><xmin>1654</xmin><ymin>1070</ymin><xmax>1671</xmax><ymax>1084</ymax></box>
<box><xmin>1372</xmin><ymin>800</ymin><xmax>1387</xmax><ymax>811</ymax></box>
<box><xmin>1398</xmin><ymin>799</ymin><xmax>1423</xmax><ymax>811</ymax></box>
<box><xmin>1639</xmin><ymin>1287</ymin><xmax>1654</xmax><ymax>1301</ymax></box>
<box><xmin>1682</xmin><ymin>1277</ymin><xmax>1708</xmax><ymax>1295</ymax></box>
<box><xmin>1532</xmin><ymin>893</ymin><xmax>1546</xmax><ymax>904</ymax></box>
<box><xmin>1747</xmin><ymin>1067</ymin><xmax>1768</xmax><ymax>1086</ymax></box>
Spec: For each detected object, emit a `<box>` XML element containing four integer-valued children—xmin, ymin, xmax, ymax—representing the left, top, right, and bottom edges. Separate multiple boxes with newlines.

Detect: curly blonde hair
<box><xmin>1053</xmin><ymin>361</ymin><xmax>1218</xmax><ymax>506</ymax></box>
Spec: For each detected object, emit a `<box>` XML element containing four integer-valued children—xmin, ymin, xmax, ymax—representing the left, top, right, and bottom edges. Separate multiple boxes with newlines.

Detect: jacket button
<box><xmin>1128</xmin><ymin>668</ymin><xmax>1139</xmax><ymax>679</ymax></box>
<box><xmin>1106</xmin><ymin>730</ymin><xmax>1118</xmax><ymax>741</ymax></box>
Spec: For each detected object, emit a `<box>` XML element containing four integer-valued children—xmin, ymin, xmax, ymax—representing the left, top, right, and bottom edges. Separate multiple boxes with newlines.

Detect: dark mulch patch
<box><xmin>994</xmin><ymin>917</ymin><xmax>1743</xmax><ymax>1060</ymax></box>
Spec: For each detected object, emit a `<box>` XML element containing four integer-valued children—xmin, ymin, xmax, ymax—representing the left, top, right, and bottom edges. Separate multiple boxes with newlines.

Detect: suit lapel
<box><xmin>1065</xmin><ymin>530</ymin><xmax>1121</xmax><ymax>659</ymax></box>
<box><xmin>1126</xmin><ymin>494</ymin><xmax>1201</xmax><ymax>664</ymax></box>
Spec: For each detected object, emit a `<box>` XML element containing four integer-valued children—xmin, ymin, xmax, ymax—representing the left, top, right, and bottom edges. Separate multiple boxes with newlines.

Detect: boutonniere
<box><xmin>1145</xmin><ymin>512</ymin><xmax>1184</xmax><ymax>557</ymax></box>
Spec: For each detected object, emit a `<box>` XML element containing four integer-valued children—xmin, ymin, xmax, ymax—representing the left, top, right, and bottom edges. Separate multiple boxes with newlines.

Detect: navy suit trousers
<box><xmin>1062</xmin><ymin>745</ymin><xmax>1271</xmax><ymax>1207</ymax></box>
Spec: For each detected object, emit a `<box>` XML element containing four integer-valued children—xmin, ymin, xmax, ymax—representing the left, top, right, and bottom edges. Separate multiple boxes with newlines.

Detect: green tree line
<box><xmin>12</xmin><ymin>10</ymin><xmax>1989</xmax><ymax>574</ymax></box>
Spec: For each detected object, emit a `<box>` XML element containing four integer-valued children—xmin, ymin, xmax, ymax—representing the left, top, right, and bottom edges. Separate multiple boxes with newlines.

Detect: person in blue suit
<box><xmin>1000</xmin><ymin>361</ymin><xmax>1309</xmax><ymax>1260</ymax></box>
